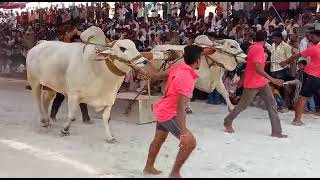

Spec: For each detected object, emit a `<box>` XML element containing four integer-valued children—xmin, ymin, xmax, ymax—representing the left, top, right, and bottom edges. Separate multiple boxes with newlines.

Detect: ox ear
<box><xmin>95</xmin><ymin>48</ymin><xmax>113</xmax><ymax>61</ymax></box>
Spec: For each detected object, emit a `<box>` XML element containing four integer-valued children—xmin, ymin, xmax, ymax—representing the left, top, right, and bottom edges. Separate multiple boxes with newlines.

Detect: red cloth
<box><xmin>197</xmin><ymin>2</ymin><xmax>206</xmax><ymax>17</ymax></box>
<box><xmin>49</xmin><ymin>12</ymin><xmax>56</xmax><ymax>24</ymax></box>
<box><xmin>16</xmin><ymin>15</ymin><xmax>21</xmax><ymax>25</ymax></box>
<box><xmin>274</xmin><ymin>2</ymin><xmax>289</xmax><ymax>12</ymax></box>
<box><xmin>243</xmin><ymin>43</ymin><xmax>269</xmax><ymax>89</ymax></box>
<box><xmin>22</xmin><ymin>13</ymin><xmax>28</xmax><ymax>25</ymax></box>
<box><xmin>301</xmin><ymin>43</ymin><xmax>320</xmax><ymax>78</ymax></box>
<box><xmin>153</xmin><ymin>63</ymin><xmax>199</xmax><ymax>122</ymax></box>
<box><xmin>132</xmin><ymin>3</ymin><xmax>140</xmax><ymax>13</ymax></box>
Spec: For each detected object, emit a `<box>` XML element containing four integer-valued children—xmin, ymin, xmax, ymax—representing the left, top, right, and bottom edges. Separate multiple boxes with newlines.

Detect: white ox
<box><xmin>149</xmin><ymin>35</ymin><xmax>246</xmax><ymax>111</ymax></box>
<box><xmin>26</xmin><ymin>26</ymin><xmax>146</xmax><ymax>143</ymax></box>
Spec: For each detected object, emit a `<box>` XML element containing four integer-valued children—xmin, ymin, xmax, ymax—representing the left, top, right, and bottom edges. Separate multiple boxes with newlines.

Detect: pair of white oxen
<box><xmin>26</xmin><ymin>26</ymin><xmax>246</xmax><ymax>143</ymax></box>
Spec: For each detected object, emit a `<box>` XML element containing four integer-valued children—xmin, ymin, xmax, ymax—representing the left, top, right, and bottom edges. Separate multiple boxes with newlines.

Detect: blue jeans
<box><xmin>207</xmin><ymin>90</ymin><xmax>224</xmax><ymax>105</ymax></box>
<box><xmin>305</xmin><ymin>96</ymin><xmax>316</xmax><ymax>112</ymax></box>
<box><xmin>274</xmin><ymin>94</ymin><xmax>284</xmax><ymax>109</ymax></box>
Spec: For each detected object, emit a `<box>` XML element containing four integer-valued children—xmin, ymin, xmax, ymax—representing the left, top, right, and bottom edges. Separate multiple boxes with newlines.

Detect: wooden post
<box><xmin>227</xmin><ymin>2</ymin><xmax>230</xmax><ymax>34</ymax></box>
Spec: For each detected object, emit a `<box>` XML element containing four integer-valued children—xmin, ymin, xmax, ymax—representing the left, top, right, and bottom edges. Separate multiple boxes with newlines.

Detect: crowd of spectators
<box><xmin>0</xmin><ymin>2</ymin><xmax>319</xmax><ymax>114</ymax></box>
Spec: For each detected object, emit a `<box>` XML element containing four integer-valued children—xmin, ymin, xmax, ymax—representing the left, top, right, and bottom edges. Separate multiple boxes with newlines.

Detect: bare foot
<box><xmin>291</xmin><ymin>120</ymin><xmax>304</xmax><ymax>126</ymax></box>
<box><xmin>224</xmin><ymin>122</ymin><xmax>235</xmax><ymax>133</ymax></box>
<box><xmin>143</xmin><ymin>167</ymin><xmax>162</xmax><ymax>175</ymax></box>
<box><xmin>271</xmin><ymin>133</ymin><xmax>288</xmax><ymax>138</ymax></box>
<box><xmin>169</xmin><ymin>172</ymin><xmax>181</xmax><ymax>178</ymax></box>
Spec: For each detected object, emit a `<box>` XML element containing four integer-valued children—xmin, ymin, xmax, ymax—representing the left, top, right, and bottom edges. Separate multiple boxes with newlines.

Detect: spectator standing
<box><xmin>197</xmin><ymin>2</ymin><xmax>206</xmax><ymax>21</ymax></box>
<box><xmin>117</xmin><ymin>5</ymin><xmax>128</xmax><ymax>24</ymax></box>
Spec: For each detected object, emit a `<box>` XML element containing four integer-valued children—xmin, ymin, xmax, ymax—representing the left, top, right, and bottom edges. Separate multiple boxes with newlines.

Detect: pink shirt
<box><xmin>244</xmin><ymin>42</ymin><xmax>269</xmax><ymax>89</ymax></box>
<box><xmin>153</xmin><ymin>63</ymin><xmax>199</xmax><ymax>122</ymax></box>
<box><xmin>301</xmin><ymin>43</ymin><xmax>320</xmax><ymax>78</ymax></box>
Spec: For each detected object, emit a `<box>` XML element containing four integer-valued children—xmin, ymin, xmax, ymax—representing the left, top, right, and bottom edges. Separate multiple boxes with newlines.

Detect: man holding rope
<box><xmin>280</xmin><ymin>29</ymin><xmax>320</xmax><ymax>126</ymax></box>
<box><xmin>143</xmin><ymin>45</ymin><xmax>204</xmax><ymax>178</ymax></box>
<box><xmin>223</xmin><ymin>30</ymin><xmax>288</xmax><ymax>138</ymax></box>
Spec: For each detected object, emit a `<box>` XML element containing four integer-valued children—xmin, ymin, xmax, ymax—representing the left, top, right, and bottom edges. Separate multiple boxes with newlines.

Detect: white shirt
<box><xmin>137</xmin><ymin>8</ymin><xmax>144</xmax><ymax>18</ymax></box>
<box><xmin>172</xmin><ymin>3</ymin><xmax>178</xmax><ymax>14</ymax></box>
<box><xmin>117</xmin><ymin>8</ymin><xmax>128</xmax><ymax>20</ymax></box>
<box><xmin>270</xmin><ymin>42</ymin><xmax>293</xmax><ymax>72</ymax></box>
<box><xmin>151</xmin><ymin>9</ymin><xmax>158</xmax><ymax>17</ymax></box>
<box><xmin>282</xmin><ymin>30</ymin><xmax>287</xmax><ymax>40</ymax></box>
<box><xmin>233</xmin><ymin>2</ymin><xmax>244</xmax><ymax>11</ymax></box>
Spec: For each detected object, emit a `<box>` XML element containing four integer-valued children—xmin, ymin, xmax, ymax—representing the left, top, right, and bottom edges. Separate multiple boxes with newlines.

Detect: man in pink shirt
<box><xmin>280</xmin><ymin>30</ymin><xmax>320</xmax><ymax>126</ymax></box>
<box><xmin>224</xmin><ymin>30</ymin><xmax>288</xmax><ymax>138</ymax></box>
<box><xmin>143</xmin><ymin>45</ymin><xmax>203</xmax><ymax>178</ymax></box>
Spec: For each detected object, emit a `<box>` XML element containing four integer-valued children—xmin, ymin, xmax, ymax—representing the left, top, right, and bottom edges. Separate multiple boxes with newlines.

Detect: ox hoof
<box><xmin>106</xmin><ymin>137</ymin><xmax>117</xmax><ymax>144</ymax></box>
<box><xmin>83</xmin><ymin>120</ymin><xmax>94</xmax><ymax>125</ymax></box>
<box><xmin>51</xmin><ymin>118</ymin><xmax>57</xmax><ymax>122</ymax></box>
<box><xmin>40</xmin><ymin>119</ymin><xmax>50</xmax><ymax>128</ymax></box>
<box><xmin>60</xmin><ymin>129</ymin><xmax>70</xmax><ymax>137</ymax></box>
<box><xmin>185</xmin><ymin>108</ymin><xmax>193</xmax><ymax>114</ymax></box>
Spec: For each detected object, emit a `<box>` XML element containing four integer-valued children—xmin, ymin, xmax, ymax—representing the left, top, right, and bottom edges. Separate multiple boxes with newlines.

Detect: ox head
<box><xmin>214</xmin><ymin>39</ymin><xmax>247</xmax><ymax>63</ymax></box>
<box><xmin>209</xmin><ymin>39</ymin><xmax>246</xmax><ymax>71</ymax></box>
<box><xmin>96</xmin><ymin>39</ymin><xmax>147</xmax><ymax>69</ymax></box>
<box><xmin>194</xmin><ymin>35</ymin><xmax>246</xmax><ymax>71</ymax></box>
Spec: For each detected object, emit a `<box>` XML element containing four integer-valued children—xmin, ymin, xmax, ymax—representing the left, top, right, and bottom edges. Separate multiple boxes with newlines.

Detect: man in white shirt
<box><xmin>117</xmin><ymin>6</ymin><xmax>128</xmax><ymax>23</ymax></box>
<box><xmin>270</xmin><ymin>31</ymin><xmax>293</xmax><ymax>111</ymax></box>
<box><xmin>233</xmin><ymin>2</ymin><xmax>244</xmax><ymax>19</ymax></box>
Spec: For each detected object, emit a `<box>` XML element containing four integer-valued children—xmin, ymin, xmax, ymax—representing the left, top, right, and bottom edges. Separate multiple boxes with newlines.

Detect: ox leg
<box><xmin>29</xmin><ymin>80</ymin><xmax>47</xmax><ymax>127</ymax></box>
<box><xmin>41</xmin><ymin>90</ymin><xmax>56</xmax><ymax>127</ymax></box>
<box><xmin>61</xmin><ymin>95</ymin><xmax>79</xmax><ymax>136</ymax></box>
<box><xmin>102</xmin><ymin>106</ymin><xmax>116</xmax><ymax>143</ymax></box>
<box><xmin>215</xmin><ymin>82</ymin><xmax>234</xmax><ymax>112</ymax></box>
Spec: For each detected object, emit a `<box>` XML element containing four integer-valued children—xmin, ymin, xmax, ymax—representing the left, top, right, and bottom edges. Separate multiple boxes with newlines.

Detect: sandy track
<box><xmin>0</xmin><ymin>78</ymin><xmax>320</xmax><ymax>178</ymax></box>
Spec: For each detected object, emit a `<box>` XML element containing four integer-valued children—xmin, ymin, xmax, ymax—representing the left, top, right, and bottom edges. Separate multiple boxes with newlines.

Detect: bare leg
<box><xmin>61</xmin><ymin>95</ymin><xmax>80</xmax><ymax>136</ymax></box>
<box><xmin>102</xmin><ymin>106</ymin><xmax>115</xmax><ymax>143</ymax></box>
<box><xmin>216</xmin><ymin>82</ymin><xmax>234</xmax><ymax>112</ymax></box>
<box><xmin>169</xmin><ymin>130</ymin><xmax>197</xmax><ymax>178</ymax></box>
<box><xmin>293</xmin><ymin>96</ymin><xmax>308</xmax><ymax>126</ymax></box>
<box><xmin>143</xmin><ymin>129</ymin><xmax>168</xmax><ymax>175</ymax></box>
<box><xmin>283</xmin><ymin>85</ymin><xmax>290</xmax><ymax>110</ymax></box>
<box><xmin>50</xmin><ymin>93</ymin><xmax>65</xmax><ymax>121</ymax></box>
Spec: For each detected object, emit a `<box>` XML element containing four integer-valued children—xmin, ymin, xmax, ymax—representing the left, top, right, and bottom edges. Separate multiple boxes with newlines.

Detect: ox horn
<box><xmin>215</xmin><ymin>39</ymin><xmax>225</xmax><ymax>44</ymax></box>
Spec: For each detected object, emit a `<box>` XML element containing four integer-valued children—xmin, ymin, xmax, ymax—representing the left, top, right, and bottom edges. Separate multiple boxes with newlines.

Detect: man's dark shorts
<box><xmin>272</xmin><ymin>69</ymin><xmax>291</xmax><ymax>82</ymax></box>
<box><xmin>156</xmin><ymin>117</ymin><xmax>181</xmax><ymax>138</ymax></box>
<box><xmin>300</xmin><ymin>72</ymin><xmax>320</xmax><ymax>98</ymax></box>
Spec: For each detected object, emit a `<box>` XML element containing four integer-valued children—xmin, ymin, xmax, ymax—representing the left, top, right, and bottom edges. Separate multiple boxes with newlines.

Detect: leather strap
<box><xmin>104</xmin><ymin>59</ymin><xmax>127</xmax><ymax>76</ymax></box>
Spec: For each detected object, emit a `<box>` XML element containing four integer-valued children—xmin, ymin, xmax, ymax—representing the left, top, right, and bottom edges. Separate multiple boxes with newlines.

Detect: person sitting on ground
<box><xmin>223</xmin><ymin>70</ymin><xmax>241</xmax><ymax>105</ymax></box>
<box><xmin>270</xmin><ymin>83</ymin><xmax>285</xmax><ymax>111</ymax></box>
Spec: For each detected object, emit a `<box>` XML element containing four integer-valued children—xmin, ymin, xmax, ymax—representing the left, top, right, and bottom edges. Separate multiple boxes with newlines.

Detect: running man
<box><xmin>223</xmin><ymin>30</ymin><xmax>288</xmax><ymax>138</ymax></box>
<box><xmin>280</xmin><ymin>29</ymin><xmax>320</xmax><ymax>126</ymax></box>
<box><xmin>143</xmin><ymin>45</ymin><xmax>203</xmax><ymax>178</ymax></box>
